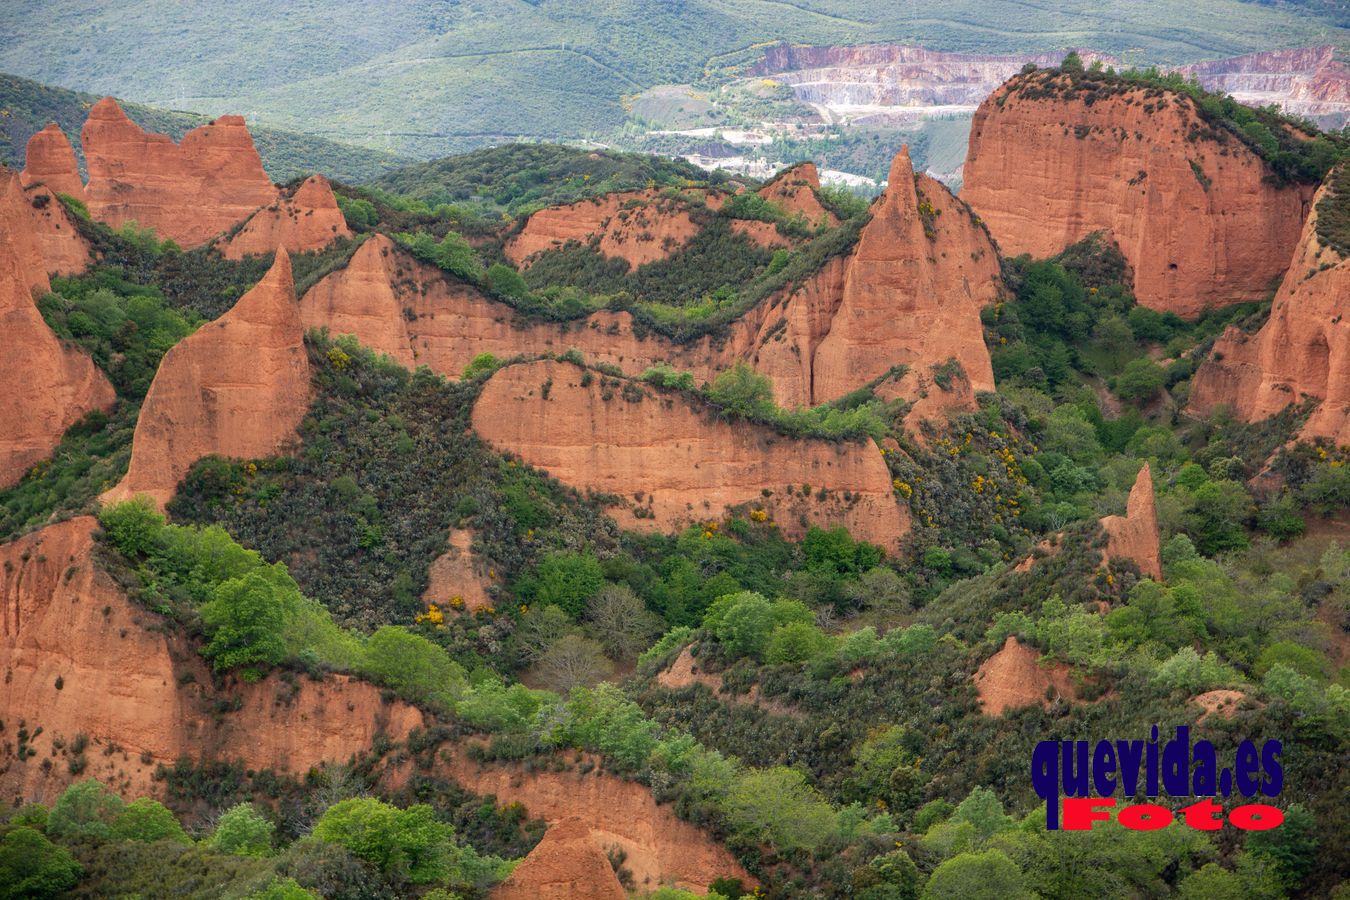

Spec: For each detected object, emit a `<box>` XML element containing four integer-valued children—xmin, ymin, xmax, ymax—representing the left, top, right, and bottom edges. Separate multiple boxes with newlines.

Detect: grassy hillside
<box><xmin>0</xmin><ymin>0</ymin><xmax>1344</xmax><ymax>156</ymax></box>
<box><xmin>0</xmin><ymin>72</ymin><xmax>410</xmax><ymax>183</ymax></box>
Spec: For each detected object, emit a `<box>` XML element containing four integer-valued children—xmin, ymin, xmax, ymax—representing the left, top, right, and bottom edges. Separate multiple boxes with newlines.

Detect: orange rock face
<box><xmin>220</xmin><ymin>174</ymin><xmax>351</xmax><ymax>260</ymax></box>
<box><xmin>470</xmin><ymin>360</ymin><xmax>908</xmax><ymax>551</ymax></box>
<box><xmin>1190</xmin><ymin>174</ymin><xmax>1350</xmax><ymax>444</ymax></box>
<box><xmin>505</xmin><ymin>189</ymin><xmax>709</xmax><ymax>269</ymax></box>
<box><xmin>758</xmin><ymin>161</ymin><xmax>837</xmax><ymax>226</ymax></box>
<box><xmin>962</xmin><ymin>71</ymin><xmax>1314</xmax><ymax>317</ymax></box>
<box><xmin>20</xmin><ymin>123</ymin><xmax>85</xmax><ymax>199</ymax></box>
<box><xmin>104</xmin><ymin>252</ymin><xmax>310</xmax><ymax>508</ymax></box>
<box><xmin>18</xmin><ymin>182</ymin><xmax>91</xmax><ymax>278</ymax></box>
<box><xmin>0</xmin><ymin>175</ymin><xmax>113</xmax><ymax>489</ymax></box>
<box><xmin>423</xmin><ymin>528</ymin><xmax>495</xmax><ymax>613</ymax></box>
<box><xmin>82</xmin><ymin>97</ymin><xmax>278</xmax><ymax>246</ymax></box>
<box><xmin>812</xmin><ymin>146</ymin><xmax>999</xmax><ymax>406</ymax></box>
<box><xmin>973</xmin><ymin>636</ymin><xmax>1077</xmax><ymax>715</ymax></box>
<box><xmin>0</xmin><ymin>518</ymin><xmax>425</xmax><ymax>803</ymax></box>
<box><xmin>1100</xmin><ymin>463</ymin><xmax>1162</xmax><ymax>580</ymax></box>
<box><xmin>448</xmin><ymin>753</ymin><xmax>753</xmax><ymax>894</ymax></box>
<box><xmin>492</xmin><ymin>817</ymin><xmax>626</xmax><ymax>900</ymax></box>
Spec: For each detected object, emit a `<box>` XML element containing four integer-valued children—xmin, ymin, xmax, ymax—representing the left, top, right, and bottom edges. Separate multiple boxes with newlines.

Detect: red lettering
<box><xmin>1180</xmin><ymin>798</ymin><xmax>1224</xmax><ymax>831</ymax></box>
<box><xmin>1118</xmin><ymin>803</ymin><xmax>1174</xmax><ymax>830</ymax></box>
<box><xmin>1229</xmin><ymin>804</ymin><xmax>1284</xmax><ymax>831</ymax></box>
<box><xmin>1062</xmin><ymin>797</ymin><xmax>1116</xmax><ymax>830</ymax></box>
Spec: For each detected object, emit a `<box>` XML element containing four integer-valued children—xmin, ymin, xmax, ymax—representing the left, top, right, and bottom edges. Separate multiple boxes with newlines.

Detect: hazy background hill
<box><xmin>1</xmin><ymin>0</ymin><xmax>1346</xmax><ymax>157</ymax></box>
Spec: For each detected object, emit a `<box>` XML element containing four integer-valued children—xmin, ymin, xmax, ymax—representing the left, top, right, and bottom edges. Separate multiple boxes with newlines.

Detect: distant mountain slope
<box><xmin>369</xmin><ymin>143</ymin><xmax>737</xmax><ymax>216</ymax></box>
<box><xmin>0</xmin><ymin>72</ymin><xmax>410</xmax><ymax>183</ymax></box>
<box><xmin>0</xmin><ymin>0</ymin><xmax>1344</xmax><ymax>157</ymax></box>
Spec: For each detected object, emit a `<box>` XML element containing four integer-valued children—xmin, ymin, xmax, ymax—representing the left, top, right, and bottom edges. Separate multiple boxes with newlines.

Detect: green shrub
<box><xmin>0</xmin><ymin>827</ymin><xmax>82</xmax><ymax>900</ymax></box>
<box><xmin>209</xmin><ymin>803</ymin><xmax>275</xmax><ymax>857</ymax></box>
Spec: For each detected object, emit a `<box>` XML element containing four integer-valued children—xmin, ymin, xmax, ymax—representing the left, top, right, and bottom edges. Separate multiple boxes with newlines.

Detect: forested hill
<box><xmin>0</xmin><ymin>72</ymin><xmax>410</xmax><ymax>183</ymax></box>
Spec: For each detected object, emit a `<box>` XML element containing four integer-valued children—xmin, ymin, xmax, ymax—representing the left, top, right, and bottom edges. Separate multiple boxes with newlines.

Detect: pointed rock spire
<box><xmin>1100</xmin><ymin>463</ymin><xmax>1162</xmax><ymax>581</ymax></box>
<box><xmin>21</xmin><ymin>123</ymin><xmax>85</xmax><ymax>199</ymax></box>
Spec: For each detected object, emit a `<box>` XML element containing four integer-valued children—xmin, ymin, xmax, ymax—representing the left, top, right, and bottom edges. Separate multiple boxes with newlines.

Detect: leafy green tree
<box><xmin>857</xmin><ymin>848</ymin><xmax>923</xmax><ymax>900</ymax></box>
<box><xmin>209</xmin><ymin>802</ymin><xmax>275</xmax><ymax>857</ymax></box>
<box><xmin>336</xmin><ymin>195</ymin><xmax>377</xmax><ymax>229</ymax></box>
<box><xmin>248</xmin><ymin>877</ymin><xmax>318</xmax><ymax>900</ymax></box>
<box><xmin>953</xmin><ymin>786</ymin><xmax>1014</xmax><ymax>840</ymax></box>
<box><xmin>486</xmin><ymin>263</ymin><xmax>530</xmax><ymax>300</ymax></box>
<box><xmin>764</xmin><ymin>622</ymin><xmax>832</xmax><ymax>664</ymax></box>
<box><xmin>200</xmin><ymin>567</ymin><xmax>292</xmax><ymax>675</ymax></box>
<box><xmin>361</xmin><ymin>626</ymin><xmax>467</xmax><ymax>708</ymax></box>
<box><xmin>722</xmin><ymin>767</ymin><xmax>838</xmax><ymax>853</ymax></box>
<box><xmin>1186</xmin><ymin>480</ymin><xmax>1253</xmax><ymax>555</ymax></box>
<box><xmin>1255</xmin><ymin>641</ymin><xmax>1328</xmax><ymax>681</ymax></box>
<box><xmin>99</xmin><ymin>497</ymin><xmax>166</xmax><ymax>558</ymax></box>
<box><xmin>521</xmin><ymin>551</ymin><xmax>606</xmax><ymax>619</ymax></box>
<box><xmin>46</xmin><ymin>780</ymin><xmax>125</xmax><ymax>840</ymax></box>
<box><xmin>111</xmin><ymin>797</ymin><xmax>190</xmax><ymax>843</ymax></box>
<box><xmin>1246</xmin><ymin>803</ymin><xmax>1319</xmax><ymax>887</ymax></box>
<box><xmin>312</xmin><ymin>798</ymin><xmax>454</xmax><ymax>884</ymax></box>
<box><xmin>713</xmin><ymin>593</ymin><xmax>775</xmax><ymax>659</ymax></box>
<box><xmin>708</xmin><ymin>362</ymin><xmax>775</xmax><ymax>419</ymax></box>
<box><xmin>461</xmin><ymin>352</ymin><xmax>501</xmax><ymax>380</ymax></box>
<box><xmin>0</xmin><ymin>827</ymin><xmax>82</xmax><ymax>900</ymax></box>
<box><xmin>1114</xmin><ymin>358</ymin><xmax>1165</xmax><ymax>403</ymax></box>
<box><xmin>922</xmin><ymin>849</ymin><xmax>1031</xmax><ymax>900</ymax></box>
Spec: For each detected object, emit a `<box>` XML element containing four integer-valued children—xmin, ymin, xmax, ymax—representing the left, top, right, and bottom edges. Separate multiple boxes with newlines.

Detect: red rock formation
<box><xmin>448</xmin><ymin>752</ymin><xmax>753</xmax><ymax>893</ymax></box>
<box><xmin>973</xmin><ymin>636</ymin><xmax>1077</xmax><ymax>715</ymax></box>
<box><xmin>810</xmin><ymin>146</ymin><xmax>998</xmax><ymax>406</ymax></box>
<box><xmin>0</xmin><ymin>518</ymin><xmax>425</xmax><ymax>803</ymax></box>
<box><xmin>82</xmin><ymin>97</ymin><xmax>278</xmax><ymax>246</ymax></box>
<box><xmin>0</xmin><ymin>174</ymin><xmax>113</xmax><ymax>489</ymax></box>
<box><xmin>104</xmin><ymin>252</ymin><xmax>309</xmax><ymax>508</ymax></box>
<box><xmin>1190</xmin><ymin>174</ymin><xmax>1350</xmax><ymax>445</ymax></box>
<box><xmin>18</xmin><ymin>182</ymin><xmax>91</xmax><ymax>278</ymax></box>
<box><xmin>220</xmin><ymin>175</ymin><xmax>351</xmax><ymax>260</ymax></box>
<box><xmin>962</xmin><ymin>70</ymin><xmax>1314</xmax><ymax>317</ymax></box>
<box><xmin>492</xmin><ymin>817</ymin><xmax>626</xmax><ymax>900</ymax></box>
<box><xmin>470</xmin><ymin>360</ymin><xmax>908</xmax><ymax>551</ymax></box>
<box><xmin>505</xmin><ymin>189</ymin><xmax>714</xmax><ymax>269</ymax></box>
<box><xmin>1100</xmin><ymin>463</ymin><xmax>1162</xmax><ymax>581</ymax></box>
<box><xmin>423</xmin><ymin>528</ymin><xmax>495</xmax><ymax>613</ymax></box>
<box><xmin>1175</xmin><ymin>47</ymin><xmax>1350</xmax><ymax>126</ymax></box>
<box><xmin>20</xmin><ymin>124</ymin><xmax>85</xmax><ymax>199</ymax></box>
<box><xmin>758</xmin><ymin>161</ymin><xmax>837</xmax><ymax>226</ymax></box>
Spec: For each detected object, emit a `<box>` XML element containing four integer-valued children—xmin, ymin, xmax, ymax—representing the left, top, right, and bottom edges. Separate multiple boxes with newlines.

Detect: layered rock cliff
<box><xmin>20</xmin><ymin>123</ymin><xmax>85</xmax><ymax>199</ymax></box>
<box><xmin>220</xmin><ymin>174</ymin><xmax>351</xmax><ymax>259</ymax></box>
<box><xmin>1100</xmin><ymin>463</ymin><xmax>1162</xmax><ymax>581</ymax></box>
<box><xmin>17</xmin><ymin>181</ymin><xmax>91</xmax><ymax>278</ymax></box>
<box><xmin>82</xmin><ymin>97</ymin><xmax>278</xmax><ymax>246</ymax></box>
<box><xmin>962</xmin><ymin>70</ymin><xmax>1314</xmax><ymax>317</ymax></box>
<box><xmin>0</xmin><ymin>174</ymin><xmax>113</xmax><ymax>489</ymax></box>
<box><xmin>104</xmin><ymin>252</ymin><xmax>309</xmax><ymax>508</ymax></box>
<box><xmin>758</xmin><ymin>161</ymin><xmax>836</xmax><ymax>226</ymax></box>
<box><xmin>1175</xmin><ymin>47</ymin><xmax>1350</xmax><ymax>126</ymax></box>
<box><xmin>491</xmin><ymin>817</ymin><xmax>626</xmax><ymax>900</ymax></box>
<box><xmin>505</xmin><ymin>188</ymin><xmax>711</xmax><ymax>268</ymax></box>
<box><xmin>470</xmin><ymin>360</ymin><xmax>908</xmax><ymax>551</ymax></box>
<box><xmin>1190</xmin><ymin>171</ymin><xmax>1350</xmax><ymax>444</ymax></box>
<box><xmin>0</xmin><ymin>517</ymin><xmax>425</xmax><ymax>803</ymax></box>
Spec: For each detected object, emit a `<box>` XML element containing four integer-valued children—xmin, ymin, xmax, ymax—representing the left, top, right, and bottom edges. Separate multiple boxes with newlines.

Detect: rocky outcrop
<box><xmin>811</xmin><ymin>147</ymin><xmax>998</xmax><ymax>405</ymax></box>
<box><xmin>20</xmin><ymin>124</ymin><xmax>85</xmax><ymax>199</ymax></box>
<box><xmin>492</xmin><ymin>817</ymin><xmax>626</xmax><ymax>900</ymax></box>
<box><xmin>1100</xmin><ymin>463</ymin><xmax>1162</xmax><ymax>581</ymax></box>
<box><xmin>0</xmin><ymin>518</ymin><xmax>425</xmax><ymax>803</ymax></box>
<box><xmin>18</xmin><ymin>182</ymin><xmax>91</xmax><ymax>278</ymax></box>
<box><xmin>1175</xmin><ymin>47</ymin><xmax>1350</xmax><ymax>127</ymax></box>
<box><xmin>470</xmin><ymin>360</ymin><xmax>908</xmax><ymax>551</ymax></box>
<box><xmin>1190</xmin><ymin>173</ymin><xmax>1350</xmax><ymax>445</ymax></box>
<box><xmin>104</xmin><ymin>252</ymin><xmax>309</xmax><ymax>508</ymax></box>
<box><xmin>961</xmin><ymin>70</ymin><xmax>1314</xmax><ymax>317</ymax></box>
<box><xmin>82</xmin><ymin>97</ymin><xmax>278</xmax><ymax>246</ymax></box>
<box><xmin>220</xmin><ymin>175</ymin><xmax>351</xmax><ymax>260</ymax></box>
<box><xmin>0</xmin><ymin>174</ymin><xmax>113</xmax><ymax>489</ymax></box>
<box><xmin>757</xmin><ymin>161</ymin><xmax>836</xmax><ymax>226</ymax></box>
<box><xmin>423</xmin><ymin>528</ymin><xmax>495</xmax><ymax>613</ymax></box>
<box><xmin>448</xmin><ymin>752</ymin><xmax>753</xmax><ymax>894</ymax></box>
<box><xmin>973</xmin><ymin>636</ymin><xmax>1077</xmax><ymax>715</ymax></box>
<box><xmin>505</xmin><ymin>189</ymin><xmax>713</xmax><ymax>269</ymax></box>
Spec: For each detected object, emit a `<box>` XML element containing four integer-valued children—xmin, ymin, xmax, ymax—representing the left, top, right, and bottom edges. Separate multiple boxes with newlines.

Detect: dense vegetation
<box><xmin>0</xmin><ymin>73</ymin><xmax>409</xmax><ymax>183</ymax></box>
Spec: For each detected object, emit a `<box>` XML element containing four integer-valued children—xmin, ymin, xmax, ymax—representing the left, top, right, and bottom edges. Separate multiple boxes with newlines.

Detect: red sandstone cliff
<box><xmin>18</xmin><ymin>181</ymin><xmax>91</xmax><ymax>278</ymax></box>
<box><xmin>220</xmin><ymin>175</ymin><xmax>351</xmax><ymax>260</ymax></box>
<box><xmin>0</xmin><ymin>517</ymin><xmax>425</xmax><ymax>803</ymax></box>
<box><xmin>1100</xmin><ymin>463</ymin><xmax>1162</xmax><ymax>581</ymax></box>
<box><xmin>758</xmin><ymin>161</ymin><xmax>836</xmax><ymax>226</ymax></box>
<box><xmin>505</xmin><ymin>188</ymin><xmax>712</xmax><ymax>268</ymax></box>
<box><xmin>492</xmin><ymin>817</ymin><xmax>625</xmax><ymax>900</ymax></box>
<box><xmin>962</xmin><ymin>70</ymin><xmax>1313</xmax><ymax>317</ymax></box>
<box><xmin>20</xmin><ymin>124</ymin><xmax>85</xmax><ymax>199</ymax></box>
<box><xmin>0</xmin><ymin>174</ymin><xmax>113</xmax><ymax>489</ymax></box>
<box><xmin>1190</xmin><ymin>173</ymin><xmax>1350</xmax><ymax>445</ymax></box>
<box><xmin>470</xmin><ymin>359</ymin><xmax>908</xmax><ymax>550</ymax></box>
<box><xmin>104</xmin><ymin>252</ymin><xmax>309</xmax><ymax>508</ymax></box>
<box><xmin>82</xmin><ymin>98</ymin><xmax>278</xmax><ymax>247</ymax></box>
